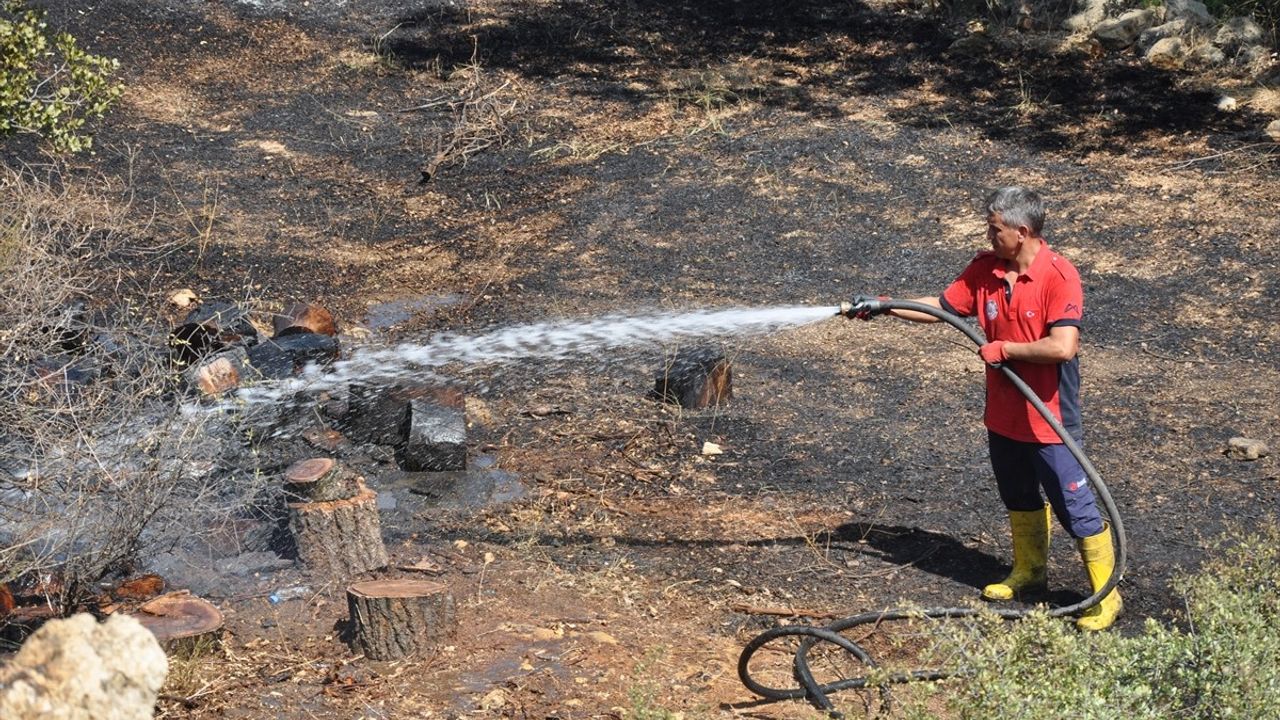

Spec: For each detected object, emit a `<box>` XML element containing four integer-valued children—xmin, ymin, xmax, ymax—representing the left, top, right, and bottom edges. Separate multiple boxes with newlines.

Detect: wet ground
<box><xmin>7</xmin><ymin>0</ymin><xmax>1280</xmax><ymax>717</ymax></box>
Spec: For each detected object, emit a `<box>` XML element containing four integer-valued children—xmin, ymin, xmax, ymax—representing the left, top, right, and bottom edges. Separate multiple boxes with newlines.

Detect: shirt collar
<box><xmin>990</xmin><ymin>241</ymin><xmax>1053</xmax><ymax>281</ymax></box>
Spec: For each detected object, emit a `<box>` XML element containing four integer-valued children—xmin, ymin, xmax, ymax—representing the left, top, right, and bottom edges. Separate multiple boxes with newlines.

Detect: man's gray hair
<box><xmin>986</xmin><ymin>187</ymin><xmax>1045</xmax><ymax>235</ymax></box>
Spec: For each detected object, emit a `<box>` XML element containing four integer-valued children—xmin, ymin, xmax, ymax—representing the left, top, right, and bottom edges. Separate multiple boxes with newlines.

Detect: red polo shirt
<box><xmin>940</xmin><ymin>244</ymin><xmax>1083</xmax><ymax>444</ymax></box>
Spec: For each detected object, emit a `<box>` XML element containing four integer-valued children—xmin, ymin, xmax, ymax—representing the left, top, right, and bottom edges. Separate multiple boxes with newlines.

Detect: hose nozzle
<box><xmin>839</xmin><ymin>296</ymin><xmax>888</xmax><ymax>319</ymax></box>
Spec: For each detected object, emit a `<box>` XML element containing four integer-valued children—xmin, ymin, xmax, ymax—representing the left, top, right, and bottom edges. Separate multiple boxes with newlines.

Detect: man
<box><xmin>852</xmin><ymin>186</ymin><xmax>1121</xmax><ymax>631</ymax></box>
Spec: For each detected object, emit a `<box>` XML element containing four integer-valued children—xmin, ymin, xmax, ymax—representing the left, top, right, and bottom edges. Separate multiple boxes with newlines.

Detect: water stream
<box><xmin>229</xmin><ymin>305</ymin><xmax>839</xmax><ymax>407</ymax></box>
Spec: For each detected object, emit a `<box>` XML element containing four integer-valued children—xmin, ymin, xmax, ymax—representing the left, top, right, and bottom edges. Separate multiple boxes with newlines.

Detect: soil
<box><xmin>6</xmin><ymin>0</ymin><xmax>1280</xmax><ymax>717</ymax></box>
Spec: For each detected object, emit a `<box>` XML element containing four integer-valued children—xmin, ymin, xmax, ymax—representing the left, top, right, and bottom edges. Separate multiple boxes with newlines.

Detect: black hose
<box><xmin>736</xmin><ymin>299</ymin><xmax>1127</xmax><ymax>715</ymax></box>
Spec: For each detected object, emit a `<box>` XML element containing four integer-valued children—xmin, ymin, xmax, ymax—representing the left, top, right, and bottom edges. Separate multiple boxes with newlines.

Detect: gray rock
<box><xmin>1267</xmin><ymin>119</ymin><xmax>1280</xmax><ymax>142</ymax></box>
<box><xmin>1166</xmin><ymin>0</ymin><xmax>1214</xmax><ymax>27</ymax></box>
<box><xmin>1093</xmin><ymin>8</ymin><xmax>1161</xmax><ymax>50</ymax></box>
<box><xmin>1138</xmin><ymin>18</ymin><xmax>1188</xmax><ymax>52</ymax></box>
<box><xmin>1215</xmin><ymin>16</ymin><xmax>1265</xmax><ymax>49</ymax></box>
<box><xmin>1226</xmin><ymin>436</ymin><xmax>1270</xmax><ymax>460</ymax></box>
<box><xmin>0</xmin><ymin>614</ymin><xmax>168</xmax><ymax>720</ymax></box>
<box><xmin>1189</xmin><ymin>43</ymin><xmax>1228</xmax><ymax>67</ymax></box>
<box><xmin>1146</xmin><ymin>36</ymin><xmax>1187</xmax><ymax>67</ymax></box>
<box><xmin>1236</xmin><ymin>43</ymin><xmax>1272</xmax><ymax>66</ymax></box>
<box><xmin>1064</xmin><ymin>0</ymin><xmax>1108</xmax><ymax>32</ymax></box>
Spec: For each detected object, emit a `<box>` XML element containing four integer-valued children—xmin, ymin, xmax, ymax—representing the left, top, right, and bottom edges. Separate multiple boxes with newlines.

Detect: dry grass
<box><xmin>0</xmin><ymin>168</ymin><xmax>275</xmax><ymax>610</ymax></box>
<box><xmin>406</xmin><ymin>61</ymin><xmax>525</xmax><ymax>182</ymax></box>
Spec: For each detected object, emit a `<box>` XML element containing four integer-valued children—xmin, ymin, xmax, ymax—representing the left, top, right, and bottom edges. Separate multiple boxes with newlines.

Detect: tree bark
<box><xmin>346</xmin><ymin>579</ymin><xmax>456</xmax><ymax>660</ymax></box>
<box><xmin>288</xmin><ymin>483</ymin><xmax>388</xmax><ymax>579</ymax></box>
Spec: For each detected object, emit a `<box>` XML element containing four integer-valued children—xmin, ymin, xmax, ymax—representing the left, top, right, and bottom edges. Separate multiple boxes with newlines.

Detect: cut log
<box><xmin>246</xmin><ymin>332</ymin><xmax>340</xmax><ymax>380</ymax></box>
<box><xmin>346</xmin><ymin>579</ymin><xmax>456</xmax><ymax>660</ymax></box>
<box><xmin>0</xmin><ymin>604</ymin><xmax>58</xmax><ymax>646</ymax></box>
<box><xmin>273</xmin><ymin>302</ymin><xmax>337</xmax><ymax>337</ymax></box>
<box><xmin>183</xmin><ymin>346</ymin><xmax>251</xmax><ymax>396</ymax></box>
<box><xmin>169</xmin><ymin>301</ymin><xmax>258</xmax><ymax>366</ymax></box>
<box><xmin>398</xmin><ymin>397</ymin><xmax>467</xmax><ymax>471</ymax></box>
<box><xmin>289</xmin><ymin>483</ymin><xmax>388</xmax><ymax>579</ymax></box>
<box><xmin>344</xmin><ymin>382</ymin><xmax>464</xmax><ymax>446</ymax></box>
<box><xmin>283</xmin><ymin>457</ymin><xmax>362</xmax><ymax>502</ymax></box>
<box><xmin>653</xmin><ymin>347</ymin><xmax>733</xmax><ymax>409</ymax></box>
<box><xmin>111</xmin><ymin>574</ymin><xmax>166</xmax><ymax>601</ymax></box>
<box><xmin>130</xmin><ymin>590</ymin><xmax>223</xmax><ymax>655</ymax></box>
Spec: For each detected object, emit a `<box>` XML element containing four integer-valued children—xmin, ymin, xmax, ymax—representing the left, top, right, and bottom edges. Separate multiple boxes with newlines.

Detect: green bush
<box><xmin>897</xmin><ymin>528</ymin><xmax>1280</xmax><ymax>720</ymax></box>
<box><xmin>0</xmin><ymin>0</ymin><xmax>123</xmax><ymax>152</ymax></box>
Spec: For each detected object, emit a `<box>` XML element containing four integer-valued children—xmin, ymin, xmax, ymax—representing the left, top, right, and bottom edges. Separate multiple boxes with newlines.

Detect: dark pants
<box><xmin>988</xmin><ymin>430</ymin><xmax>1104</xmax><ymax>539</ymax></box>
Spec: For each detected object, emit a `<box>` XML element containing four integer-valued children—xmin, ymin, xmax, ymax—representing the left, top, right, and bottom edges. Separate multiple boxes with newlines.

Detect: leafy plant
<box><xmin>893</xmin><ymin>526</ymin><xmax>1280</xmax><ymax>719</ymax></box>
<box><xmin>1</xmin><ymin>0</ymin><xmax>124</xmax><ymax>152</ymax></box>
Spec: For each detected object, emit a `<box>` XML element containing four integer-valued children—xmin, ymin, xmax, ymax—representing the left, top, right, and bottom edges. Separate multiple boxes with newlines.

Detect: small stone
<box><xmin>479</xmin><ymin>688</ymin><xmax>507</xmax><ymax>711</ymax></box>
<box><xmin>169</xmin><ymin>288</ymin><xmax>199</xmax><ymax>309</ymax></box>
<box><xmin>702</xmin><ymin>441</ymin><xmax>724</xmax><ymax>456</ymax></box>
<box><xmin>1226</xmin><ymin>437</ymin><xmax>1269</xmax><ymax>460</ymax></box>
<box><xmin>585</xmin><ymin>631</ymin><xmax>619</xmax><ymax>645</ymax></box>
<box><xmin>1217</xmin><ymin>95</ymin><xmax>1239</xmax><ymax>112</ymax></box>
<box><xmin>1266</xmin><ymin>119</ymin><xmax>1280</xmax><ymax>143</ymax></box>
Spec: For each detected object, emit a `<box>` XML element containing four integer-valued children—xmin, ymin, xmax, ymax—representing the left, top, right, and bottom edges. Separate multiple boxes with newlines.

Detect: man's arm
<box><xmin>985</xmin><ymin>325</ymin><xmax>1079</xmax><ymax>365</ymax></box>
<box><xmin>886</xmin><ymin>296</ymin><xmax>944</xmax><ymax>323</ymax></box>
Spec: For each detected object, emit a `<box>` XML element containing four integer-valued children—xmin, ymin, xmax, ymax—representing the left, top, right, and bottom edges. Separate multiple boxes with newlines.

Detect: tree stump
<box><xmin>289</xmin><ymin>483</ymin><xmax>388</xmax><ymax>579</ymax></box>
<box><xmin>653</xmin><ymin>347</ymin><xmax>733</xmax><ymax>409</ymax></box>
<box><xmin>129</xmin><ymin>591</ymin><xmax>223</xmax><ymax>655</ymax></box>
<box><xmin>283</xmin><ymin>458</ymin><xmax>362</xmax><ymax>503</ymax></box>
<box><xmin>346</xmin><ymin>579</ymin><xmax>456</xmax><ymax>660</ymax></box>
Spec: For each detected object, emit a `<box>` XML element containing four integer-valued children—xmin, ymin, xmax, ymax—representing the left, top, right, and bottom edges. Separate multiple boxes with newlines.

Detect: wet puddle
<box><xmin>362</xmin><ymin>294</ymin><xmax>463</xmax><ymax>332</ymax></box>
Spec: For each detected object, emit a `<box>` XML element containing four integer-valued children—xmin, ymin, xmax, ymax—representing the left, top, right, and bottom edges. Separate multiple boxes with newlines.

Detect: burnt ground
<box><xmin>7</xmin><ymin>0</ymin><xmax>1280</xmax><ymax>716</ymax></box>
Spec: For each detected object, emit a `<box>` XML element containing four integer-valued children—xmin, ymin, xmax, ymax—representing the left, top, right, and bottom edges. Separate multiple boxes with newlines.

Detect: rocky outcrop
<box><xmin>1072</xmin><ymin>0</ymin><xmax>1274</xmax><ymax>79</ymax></box>
<box><xmin>0</xmin><ymin>613</ymin><xmax>168</xmax><ymax>720</ymax></box>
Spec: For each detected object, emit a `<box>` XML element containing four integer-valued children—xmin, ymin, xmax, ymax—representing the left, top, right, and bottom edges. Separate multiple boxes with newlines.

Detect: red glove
<box><xmin>979</xmin><ymin>341</ymin><xmax>1008</xmax><ymax>365</ymax></box>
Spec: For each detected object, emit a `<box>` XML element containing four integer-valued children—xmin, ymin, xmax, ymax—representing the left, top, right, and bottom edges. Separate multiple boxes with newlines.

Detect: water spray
<box><xmin>736</xmin><ymin>298</ymin><xmax>1126</xmax><ymax>716</ymax></box>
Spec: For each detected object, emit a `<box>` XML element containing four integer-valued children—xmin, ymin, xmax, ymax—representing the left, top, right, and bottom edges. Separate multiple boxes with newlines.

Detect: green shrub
<box><xmin>0</xmin><ymin>0</ymin><xmax>123</xmax><ymax>152</ymax></box>
<box><xmin>895</xmin><ymin>528</ymin><xmax>1280</xmax><ymax>720</ymax></box>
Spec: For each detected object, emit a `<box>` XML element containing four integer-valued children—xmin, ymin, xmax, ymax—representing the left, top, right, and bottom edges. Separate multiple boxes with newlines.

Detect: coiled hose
<box><xmin>736</xmin><ymin>299</ymin><xmax>1127</xmax><ymax>715</ymax></box>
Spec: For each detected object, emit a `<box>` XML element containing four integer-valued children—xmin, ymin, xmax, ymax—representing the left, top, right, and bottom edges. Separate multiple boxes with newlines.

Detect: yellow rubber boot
<box><xmin>982</xmin><ymin>504</ymin><xmax>1051</xmax><ymax>601</ymax></box>
<box><xmin>1076</xmin><ymin>524</ymin><xmax>1123</xmax><ymax>631</ymax></box>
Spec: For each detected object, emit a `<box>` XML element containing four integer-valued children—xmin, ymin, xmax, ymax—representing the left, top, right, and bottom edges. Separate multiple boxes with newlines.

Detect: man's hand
<box><xmin>848</xmin><ymin>295</ymin><xmax>891</xmax><ymax>321</ymax></box>
<box><xmin>979</xmin><ymin>341</ymin><xmax>1009</xmax><ymax>365</ymax></box>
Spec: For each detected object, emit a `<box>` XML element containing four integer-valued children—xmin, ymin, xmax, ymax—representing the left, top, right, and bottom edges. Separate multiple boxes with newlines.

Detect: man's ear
<box><xmin>1017</xmin><ymin>224</ymin><xmax>1033</xmax><ymax>240</ymax></box>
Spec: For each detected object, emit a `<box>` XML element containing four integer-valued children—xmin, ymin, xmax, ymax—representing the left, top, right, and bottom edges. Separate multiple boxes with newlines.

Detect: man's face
<box><xmin>987</xmin><ymin>212</ymin><xmax>1025</xmax><ymax>261</ymax></box>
